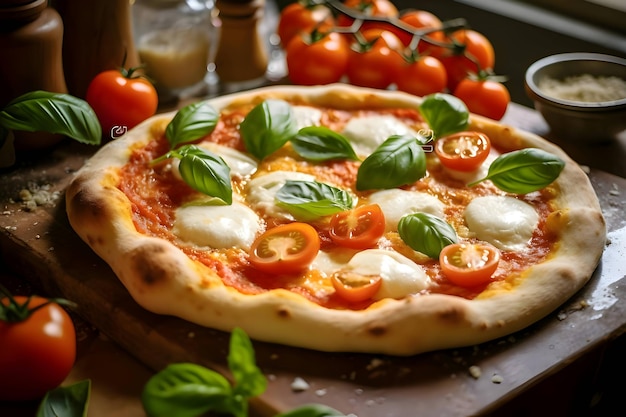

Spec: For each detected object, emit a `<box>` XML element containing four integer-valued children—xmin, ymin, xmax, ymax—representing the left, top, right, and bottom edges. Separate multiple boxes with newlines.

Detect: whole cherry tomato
<box><xmin>0</xmin><ymin>293</ymin><xmax>76</xmax><ymax>401</ymax></box>
<box><xmin>346</xmin><ymin>29</ymin><xmax>405</xmax><ymax>89</ymax></box>
<box><xmin>86</xmin><ymin>67</ymin><xmax>158</xmax><ymax>138</ymax></box>
<box><xmin>430</xmin><ymin>29</ymin><xmax>495</xmax><ymax>91</ymax></box>
<box><xmin>394</xmin><ymin>55</ymin><xmax>447</xmax><ymax>97</ymax></box>
<box><xmin>395</xmin><ymin>9</ymin><xmax>444</xmax><ymax>49</ymax></box>
<box><xmin>336</xmin><ymin>0</ymin><xmax>399</xmax><ymax>31</ymax></box>
<box><xmin>249</xmin><ymin>222</ymin><xmax>320</xmax><ymax>274</ymax></box>
<box><xmin>453</xmin><ymin>78</ymin><xmax>511</xmax><ymax>120</ymax></box>
<box><xmin>286</xmin><ymin>30</ymin><xmax>350</xmax><ymax>85</ymax></box>
<box><xmin>277</xmin><ymin>1</ymin><xmax>334</xmax><ymax>47</ymax></box>
<box><xmin>439</xmin><ymin>242</ymin><xmax>501</xmax><ymax>287</ymax></box>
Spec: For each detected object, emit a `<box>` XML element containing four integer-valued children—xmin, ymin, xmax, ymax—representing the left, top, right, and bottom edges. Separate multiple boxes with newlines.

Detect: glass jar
<box><xmin>133</xmin><ymin>0</ymin><xmax>216</xmax><ymax>101</ymax></box>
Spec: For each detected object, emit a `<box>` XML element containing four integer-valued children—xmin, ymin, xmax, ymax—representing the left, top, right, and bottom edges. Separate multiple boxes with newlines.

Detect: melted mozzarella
<box><xmin>341</xmin><ymin>249</ymin><xmax>430</xmax><ymax>300</ymax></box>
<box><xmin>443</xmin><ymin>151</ymin><xmax>498</xmax><ymax>184</ymax></box>
<box><xmin>172</xmin><ymin>203</ymin><xmax>262</xmax><ymax>250</ymax></box>
<box><xmin>198</xmin><ymin>143</ymin><xmax>258</xmax><ymax>177</ymax></box>
<box><xmin>342</xmin><ymin>115</ymin><xmax>419</xmax><ymax>156</ymax></box>
<box><xmin>292</xmin><ymin>105</ymin><xmax>323</xmax><ymax>129</ymax></box>
<box><xmin>368</xmin><ymin>189</ymin><xmax>445</xmax><ymax>231</ymax></box>
<box><xmin>464</xmin><ymin>195</ymin><xmax>539</xmax><ymax>251</ymax></box>
<box><xmin>245</xmin><ymin>170</ymin><xmax>316</xmax><ymax>220</ymax></box>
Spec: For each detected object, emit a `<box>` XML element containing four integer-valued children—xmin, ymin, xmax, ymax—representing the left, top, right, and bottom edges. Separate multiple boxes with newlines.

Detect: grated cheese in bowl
<box><xmin>538</xmin><ymin>74</ymin><xmax>626</xmax><ymax>103</ymax></box>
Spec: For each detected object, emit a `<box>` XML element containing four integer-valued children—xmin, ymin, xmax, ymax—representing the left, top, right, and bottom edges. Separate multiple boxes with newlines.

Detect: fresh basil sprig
<box><xmin>155</xmin><ymin>144</ymin><xmax>232</xmax><ymax>204</ymax></box>
<box><xmin>468</xmin><ymin>148</ymin><xmax>565</xmax><ymax>194</ymax></box>
<box><xmin>276</xmin><ymin>180</ymin><xmax>354</xmax><ymax>220</ymax></box>
<box><xmin>240</xmin><ymin>99</ymin><xmax>298</xmax><ymax>160</ymax></box>
<box><xmin>0</xmin><ymin>90</ymin><xmax>101</xmax><ymax>146</ymax></box>
<box><xmin>165</xmin><ymin>101</ymin><xmax>219</xmax><ymax>148</ymax></box>
<box><xmin>356</xmin><ymin>134</ymin><xmax>427</xmax><ymax>191</ymax></box>
<box><xmin>398</xmin><ymin>212</ymin><xmax>458</xmax><ymax>259</ymax></box>
<box><xmin>290</xmin><ymin>126</ymin><xmax>360</xmax><ymax>162</ymax></box>
<box><xmin>36</xmin><ymin>379</ymin><xmax>91</xmax><ymax>417</ymax></box>
<box><xmin>142</xmin><ymin>328</ymin><xmax>267</xmax><ymax>417</ymax></box>
<box><xmin>418</xmin><ymin>93</ymin><xmax>469</xmax><ymax>138</ymax></box>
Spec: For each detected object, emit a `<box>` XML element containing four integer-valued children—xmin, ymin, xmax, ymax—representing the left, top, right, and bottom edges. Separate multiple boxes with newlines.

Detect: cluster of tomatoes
<box><xmin>278</xmin><ymin>0</ymin><xmax>511</xmax><ymax>120</ymax></box>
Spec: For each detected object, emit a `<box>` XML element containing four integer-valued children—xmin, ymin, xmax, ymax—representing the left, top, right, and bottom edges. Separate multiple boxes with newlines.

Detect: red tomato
<box><xmin>394</xmin><ymin>55</ymin><xmax>447</xmax><ymax>97</ymax></box>
<box><xmin>86</xmin><ymin>68</ymin><xmax>158</xmax><ymax>137</ymax></box>
<box><xmin>286</xmin><ymin>31</ymin><xmax>350</xmax><ymax>85</ymax></box>
<box><xmin>277</xmin><ymin>2</ymin><xmax>334</xmax><ymax>47</ymax></box>
<box><xmin>435</xmin><ymin>131</ymin><xmax>492</xmax><ymax>172</ymax></box>
<box><xmin>329</xmin><ymin>204</ymin><xmax>386</xmax><ymax>249</ymax></box>
<box><xmin>249</xmin><ymin>222</ymin><xmax>321</xmax><ymax>274</ymax></box>
<box><xmin>0</xmin><ymin>295</ymin><xmax>76</xmax><ymax>401</ymax></box>
<box><xmin>336</xmin><ymin>0</ymin><xmax>399</xmax><ymax>29</ymax></box>
<box><xmin>431</xmin><ymin>29</ymin><xmax>495</xmax><ymax>91</ymax></box>
<box><xmin>346</xmin><ymin>29</ymin><xmax>405</xmax><ymax>89</ymax></box>
<box><xmin>439</xmin><ymin>242</ymin><xmax>501</xmax><ymax>287</ymax></box>
<box><xmin>396</xmin><ymin>9</ymin><xmax>444</xmax><ymax>49</ymax></box>
<box><xmin>331</xmin><ymin>272</ymin><xmax>382</xmax><ymax>303</ymax></box>
<box><xmin>454</xmin><ymin>78</ymin><xmax>510</xmax><ymax>120</ymax></box>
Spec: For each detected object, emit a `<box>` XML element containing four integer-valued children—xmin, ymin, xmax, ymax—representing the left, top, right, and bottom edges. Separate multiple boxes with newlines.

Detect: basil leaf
<box><xmin>276</xmin><ymin>404</ymin><xmax>347</xmax><ymax>417</ymax></box>
<box><xmin>36</xmin><ymin>380</ymin><xmax>91</xmax><ymax>417</ymax></box>
<box><xmin>240</xmin><ymin>99</ymin><xmax>298</xmax><ymax>160</ymax></box>
<box><xmin>0</xmin><ymin>90</ymin><xmax>101</xmax><ymax>145</ymax></box>
<box><xmin>142</xmin><ymin>363</ymin><xmax>233</xmax><ymax>417</ymax></box>
<box><xmin>177</xmin><ymin>145</ymin><xmax>233</xmax><ymax>204</ymax></box>
<box><xmin>229</xmin><ymin>328</ymin><xmax>267</xmax><ymax>399</ymax></box>
<box><xmin>291</xmin><ymin>126</ymin><xmax>360</xmax><ymax>161</ymax></box>
<box><xmin>166</xmin><ymin>101</ymin><xmax>219</xmax><ymax>149</ymax></box>
<box><xmin>398</xmin><ymin>213</ymin><xmax>458</xmax><ymax>259</ymax></box>
<box><xmin>419</xmin><ymin>93</ymin><xmax>469</xmax><ymax>138</ymax></box>
<box><xmin>276</xmin><ymin>180</ymin><xmax>354</xmax><ymax>220</ymax></box>
<box><xmin>356</xmin><ymin>134</ymin><xmax>426</xmax><ymax>191</ymax></box>
<box><xmin>469</xmin><ymin>148</ymin><xmax>565</xmax><ymax>194</ymax></box>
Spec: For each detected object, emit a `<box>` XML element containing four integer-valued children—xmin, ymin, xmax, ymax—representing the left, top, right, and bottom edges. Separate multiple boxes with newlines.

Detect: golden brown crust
<box><xmin>66</xmin><ymin>84</ymin><xmax>606</xmax><ymax>355</ymax></box>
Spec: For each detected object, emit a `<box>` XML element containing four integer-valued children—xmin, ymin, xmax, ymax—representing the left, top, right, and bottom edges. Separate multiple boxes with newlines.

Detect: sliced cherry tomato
<box><xmin>331</xmin><ymin>272</ymin><xmax>382</xmax><ymax>303</ymax></box>
<box><xmin>249</xmin><ymin>222</ymin><xmax>320</xmax><ymax>274</ymax></box>
<box><xmin>394</xmin><ymin>55</ymin><xmax>447</xmax><ymax>97</ymax></box>
<box><xmin>329</xmin><ymin>204</ymin><xmax>386</xmax><ymax>249</ymax></box>
<box><xmin>454</xmin><ymin>78</ymin><xmax>511</xmax><ymax>121</ymax></box>
<box><xmin>277</xmin><ymin>2</ymin><xmax>334</xmax><ymax>47</ymax></box>
<box><xmin>336</xmin><ymin>0</ymin><xmax>399</xmax><ymax>30</ymax></box>
<box><xmin>346</xmin><ymin>29</ymin><xmax>405</xmax><ymax>89</ymax></box>
<box><xmin>439</xmin><ymin>242</ymin><xmax>501</xmax><ymax>287</ymax></box>
<box><xmin>0</xmin><ymin>294</ymin><xmax>76</xmax><ymax>401</ymax></box>
<box><xmin>86</xmin><ymin>67</ymin><xmax>158</xmax><ymax>138</ymax></box>
<box><xmin>286</xmin><ymin>30</ymin><xmax>350</xmax><ymax>85</ymax></box>
<box><xmin>435</xmin><ymin>131</ymin><xmax>491</xmax><ymax>172</ymax></box>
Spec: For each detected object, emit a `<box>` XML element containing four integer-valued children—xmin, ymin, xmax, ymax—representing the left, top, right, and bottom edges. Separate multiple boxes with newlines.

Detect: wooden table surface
<box><xmin>0</xmin><ymin>101</ymin><xmax>625</xmax><ymax>417</ymax></box>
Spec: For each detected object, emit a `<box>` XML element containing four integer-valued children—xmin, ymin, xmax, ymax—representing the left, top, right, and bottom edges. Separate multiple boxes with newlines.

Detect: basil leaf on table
<box><xmin>228</xmin><ymin>327</ymin><xmax>267</xmax><ymax>400</ymax></box>
<box><xmin>468</xmin><ymin>148</ymin><xmax>565</xmax><ymax>194</ymax></box>
<box><xmin>398</xmin><ymin>212</ymin><xmax>458</xmax><ymax>259</ymax></box>
<box><xmin>356</xmin><ymin>134</ymin><xmax>427</xmax><ymax>191</ymax></box>
<box><xmin>418</xmin><ymin>93</ymin><xmax>469</xmax><ymax>138</ymax></box>
<box><xmin>0</xmin><ymin>90</ymin><xmax>101</xmax><ymax>145</ymax></box>
<box><xmin>36</xmin><ymin>379</ymin><xmax>91</xmax><ymax>417</ymax></box>
<box><xmin>275</xmin><ymin>403</ymin><xmax>347</xmax><ymax>417</ymax></box>
<box><xmin>240</xmin><ymin>99</ymin><xmax>298</xmax><ymax>160</ymax></box>
<box><xmin>165</xmin><ymin>101</ymin><xmax>219</xmax><ymax>148</ymax></box>
<box><xmin>277</xmin><ymin>180</ymin><xmax>354</xmax><ymax>220</ymax></box>
<box><xmin>290</xmin><ymin>126</ymin><xmax>360</xmax><ymax>161</ymax></box>
<box><xmin>142</xmin><ymin>363</ymin><xmax>234</xmax><ymax>417</ymax></box>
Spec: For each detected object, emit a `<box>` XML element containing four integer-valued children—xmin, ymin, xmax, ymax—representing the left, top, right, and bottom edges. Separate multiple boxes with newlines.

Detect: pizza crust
<box><xmin>66</xmin><ymin>84</ymin><xmax>606</xmax><ymax>355</ymax></box>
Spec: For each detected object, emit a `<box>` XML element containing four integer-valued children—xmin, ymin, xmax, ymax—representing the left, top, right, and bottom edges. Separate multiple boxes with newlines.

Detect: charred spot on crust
<box><xmin>437</xmin><ymin>306</ymin><xmax>466</xmax><ymax>324</ymax></box>
<box><xmin>86</xmin><ymin>234</ymin><xmax>105</xmax><ymax>246</ymax></box>
<box><xmin>68</xmin><ymin>185</ymin><xmax>106</xmax><ymax>222</ymax></box>
<box><xmin>276</xmin><ymin>307</ymin><xmax>291</xmax><ymax>319</ymax></box>
<box><xmin>367</xmin><ymin>323</ymin><xmax>387</xmax><ymax>337</ymax></box>
<box><xmin>130</xmin><ymin>243</ymin><xmax>170</xmax><ymax>286</ymax></box>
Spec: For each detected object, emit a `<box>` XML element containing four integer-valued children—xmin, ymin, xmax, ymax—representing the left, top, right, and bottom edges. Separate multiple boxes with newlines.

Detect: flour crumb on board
<box><xmin>290</xmin><ymin>376</ymin><xmax>310</xmax><ymax>392</ymax></box>
<box><xmin>491</xmin><ymin>374</ymin><xmax>504</xmax><ymax>384</ymax></box>
<box><xmin>468</xmin><ymin>365</ymin><xmax>482</xmax><ymax>379</ymax></box>
<box><xmin>18</xmin><ymin>182</ymin><xmax>60</xmax><ymax>211</ymax></box>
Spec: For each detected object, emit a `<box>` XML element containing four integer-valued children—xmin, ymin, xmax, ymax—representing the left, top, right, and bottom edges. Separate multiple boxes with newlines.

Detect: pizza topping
<box><xmin>331</xmin><ymin>272</ymin><xmax>383</xmax><ymax>303</ymax></box>
<box><xmin>275</xmin><ymin>180</ymin><xmax>355</xmax><ymax>221</ymax></box>
<box><xmin>248</xmin><ymin>223</ymin><xmax>321</xmax><ymax>274</ymax></box>
<box><xmin>397</xmin><ymin>212</ymin><xmax>458</xmax><ymax>259</ymax></box>
<box><xmin>418</xmin><ymin>93</ymin><xmax>470</xmax><ymax>138</ymax></box>
<box><xmin>342</xmin><ymin>114</ymin><xmax>420</xmax><ymax>156</ymax></box>
<box><xmin>439</xmin><ymin>242</ymin><xmax>501</xmax><ymax>287</ymax></box>
<box><xmin>435</xmin><ymin>131</ymin><xmax>491</xmax><ymax>172</ymax></box>
<box><xmin>164</xmin><ymin>101</ymin><xmax>219</xmax><ymax>148</ymax></box>
<box><xmin>290</xmin><ymin>126</ymin><xmax>360</xmax><ymax>162</ymax></box>
<box><xmin>246</xmin><ymin>171</ymin><xmax>316</xmax><ymax>221</ymax></box>
<box><xmin>368</xmin><ymin>189</ymin><xmax>445</xmax><ymax>232</ymax></box>
<box><xmin>329</xmin><ymin>204</ymin><xmax>386</xmax><ymax>249</ymax></box>
<box><xmin>239</xmin><ymin>99</ymin><xmax>298</xmax><ymax>160</ymax></box>
<box><xmin>196</xmin><ymin>143</ymin><xmax>258</xmax><ymax>177</ymax></box>
<box><xmin>464</xmin><ymin>196</ymin><xmax>539</xmax><ymax>251</ymax></box>
<box><xmin>291</xmin><ymin>105</ymin><xmax>323</xmax><ymax>129</ymax></box>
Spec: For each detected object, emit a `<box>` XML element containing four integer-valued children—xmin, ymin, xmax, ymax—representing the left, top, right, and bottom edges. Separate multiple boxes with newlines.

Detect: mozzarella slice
<box><xmin>292</xmin><ymin>105</ymin><xmax>323</xmax><ymax>129</ymax></box>
<box><xmin>368</xmin><ymin>189</ymin><xmax>445</xmax><ymax>231</ymax></box>
<box><xmin>245</xmin><ymin>170</ymin><xmax>316</xmax><ymax>220</ymax></box>
<box><xmin>342</xmin><ymin>115</ymin><xmax>419</xmax><ymax>156</ymax></box>
<box><xmin>172</xmin><ymin>203</ymin><xmax>262</xmax><ymax>250</ymax></box>
<box><xmin>464</xmin><ymin>195</ymin><xmax>539</xmax><ymax>251</ymax></box>
<box><xmin>198</xmin><ymin>143</ymin><xmax>258</xmax><ymax>177</ymax></box>
<box><xmin>341</xmin><ymin>249</ymin><xmax>431</xmax><ymax>300</ymax></box>
<box><xmin>443</xmin><ymin>151</ymin><xmax>498</xmax><ymax>184</ymax></box>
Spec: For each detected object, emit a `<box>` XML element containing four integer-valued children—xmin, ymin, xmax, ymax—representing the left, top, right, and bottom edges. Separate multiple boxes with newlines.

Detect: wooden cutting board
<box><xmin>1</xmin><ymin>137</ymin><xmax>625</xmax><ymax>417</ymax></box>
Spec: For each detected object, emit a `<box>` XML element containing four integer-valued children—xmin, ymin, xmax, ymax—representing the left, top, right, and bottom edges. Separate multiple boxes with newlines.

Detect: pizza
<box><xmin>65</xmin><ymin>84</ymin><xmax>606</xmax><ymax>356</ymax></box>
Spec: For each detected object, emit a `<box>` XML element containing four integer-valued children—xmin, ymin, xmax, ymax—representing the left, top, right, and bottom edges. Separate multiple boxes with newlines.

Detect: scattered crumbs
<box><xmin>2</xmin><ymin>210</ymin><xmax>11</xmax><ymax>215</ymax></box>
<box><xmin>18</xmin><ymin>182</ymin><xmax>61</xmax><ymax>211</ymax></box>
<box><xmin>366</xmin><ymin>358</ymin><xmax>385</xmax><ymax>371</ymax></box>
<box><xmin>469</xmin><ymin>365</ymin><xmax>482</xmax><ymax>379</ymax></box>
<box><xmin>557</xmin><ymin>311</ymin><xmax>568</xmax><ymax>321</ymax></box>
<box><xmin>315</xmin><ymin>388</ymin><xmax>328</xmax><ymax>397</ymax></box>
<box><xmin>491</xmin><ymin>374</ymin><xmax>503</xmax><ymax>384</ymax></box>
<box><xmin>365</xmin><ymin>397</ymin><xmax>386</xmax><ymax>407</ymax></box>
<box><xmin>5</xmin><ymin>225</ymin><xmax>17</xmax><ymax>231</ymax></box>
<box><xmin>35</xmin><ymin>234</ymin><xmax>41</xmax><ymax>239</ymax></box>
<box><xmin>290</xmin><ymin>377</ymin><xmax>310</xmax><ymax>392</ymax></box>
<box><xmin>609</xmin><ymin>183</ymin><xmax>620</xmax><ymax>196</ymax></box>
<box><xmin>187</xmin><ymin>332</ymin><xmax>195</xmax><ymax>338</ymax></box>
<box><xmin>354</xmin><ymin>388</ymin><xmax>364</xmax><ymax>396</ymax></box>
<box><xmin>48</xmin><ymin>247</ymin><xmax>55</xmax><ymax>252</ymax></box>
